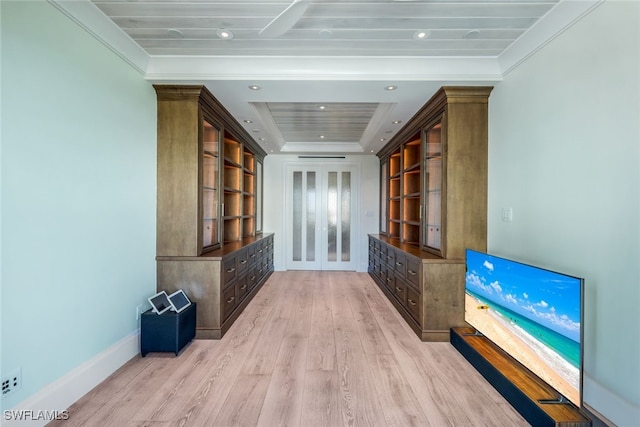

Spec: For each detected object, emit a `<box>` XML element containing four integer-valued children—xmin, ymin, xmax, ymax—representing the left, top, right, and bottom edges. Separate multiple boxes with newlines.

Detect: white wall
<box><xmin>1</xmin><ymin>0</ymin><xmax>156</xmax><ymax>413</ymax></box>
<box><xmin>488</xmin><ymin>1</ymin><xmax>639</xmax><ymax>424</ymax></box>
<box><xmin>263</xmin><ymin>154</ymin><xmax>379</xmax><ymax>272</ymax></box>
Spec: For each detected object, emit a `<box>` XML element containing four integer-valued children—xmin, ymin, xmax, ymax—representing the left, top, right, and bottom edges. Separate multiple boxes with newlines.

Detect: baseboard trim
<box><xmin>3</xmin><ymin>330</ymin><xmax>139</xmax><ymax>427</ymax></box>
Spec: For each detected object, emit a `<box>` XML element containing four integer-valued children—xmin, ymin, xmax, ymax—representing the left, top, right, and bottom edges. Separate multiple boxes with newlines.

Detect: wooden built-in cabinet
<box><xmin>157</xmin><ymin>234</ymin><xmax>274</xmax><ymax>339</ymax></box>
<box><xmin>154</xmin><ymin>85</ymin><xmax>272</xmax><ymax>338</ymax></box>
<box><xmin>371</xmin><ymin>86</ymin><xmax>492</xmax><ymax>341</ymax></box>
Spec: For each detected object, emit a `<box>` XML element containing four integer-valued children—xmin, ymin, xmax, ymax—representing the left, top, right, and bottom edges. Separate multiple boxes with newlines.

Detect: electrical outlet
<box><xmin>2</xmin><ymin>368</ymin><xmax>22</xmax><ymax>397</ymax></box>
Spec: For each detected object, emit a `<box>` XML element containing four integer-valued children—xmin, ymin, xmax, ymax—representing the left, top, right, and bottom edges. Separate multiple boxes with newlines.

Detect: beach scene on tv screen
<box><xmin>465</xmin><ymin>250</ymin><xmax>582</xmax><ymax>406</ymax></box>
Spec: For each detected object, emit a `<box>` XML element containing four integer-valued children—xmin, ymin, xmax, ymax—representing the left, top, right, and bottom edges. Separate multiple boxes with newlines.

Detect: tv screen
<box><xmin>464</xmin><ymin>249</ymin><xmax>584</xmax><ymax>407</ymax></box>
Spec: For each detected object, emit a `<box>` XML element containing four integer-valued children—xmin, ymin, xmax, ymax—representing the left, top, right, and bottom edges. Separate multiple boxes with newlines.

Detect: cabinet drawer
<box><xmin>405</xmin><ymin>257</ymin><xmax>420</xmax><ymax>289</ymax></box>
<box><xmin>223</xmin><ymin>257</ymin><xmax>237</xmax><ymax>284</ymax></box>
<box><xmin>394</xmin><ymin>251</ymin><xmax>406</xmax><ymax>278</ymax></box>
<box><xmin>247</xmin><ymin>244</ymin><xmax>257</xmax><ymax>265</ymax></box>
<box><xmin>385</xmin><ymin>246</ymin><xmax>395</xmax><ymax>267</ymax></box>
<box><xmin>221</xmin><ymin>283</ymin><xmax>237</xmax><ymax>320</ymax></box>
<box><xmin>237</xmin><ymin>275</ymin><xmax>249</xmax><ymax>302</ymax></box>
<box><xmin>236</xmin><ymin>249</ymin><xmax>249</xmax><ymax>274</ymax></box>
<box><xmin>383</xmin><ymin>268</ymin><xmax>395</xmax><ymax>293</ymax></box>
<box><xmin>392</xmin><ymin>278</ymin><xmax>407</xmax><ymax>305</ymax></box>
<box><xmin>247</xmin><ymin>267</ymin><xmax>258</xmax><ymax>291</ymax></box>
<box><xmin>406</xmin><ymin>286</ymin><xmax>420</xmax><ymax>323</ymax></box>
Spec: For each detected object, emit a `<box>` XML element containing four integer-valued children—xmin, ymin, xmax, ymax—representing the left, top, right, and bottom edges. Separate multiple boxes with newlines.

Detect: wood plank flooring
<box><xmin>49</xmin><ymin>271</ymin><xmax>528</xmax><ymax>426</ymax></box>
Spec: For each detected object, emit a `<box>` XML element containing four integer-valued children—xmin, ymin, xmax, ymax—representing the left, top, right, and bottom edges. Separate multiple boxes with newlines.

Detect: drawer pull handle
<box><xmin>240</xmin><ymin>260</ymin><xmax>247</xmax><ymax>264</ymax></box>
<box><xmin>240</xmin><ymin>284</ymin><xmax>247</xmax><ymax>290</ymax></box>
<box><xmin>408</xmin><ymin>299</ymin><xmax>416</xmax><ymax>306</ymax></box>
<box><xmin>251</xmin><ymin>254</ymin><xmax>256</xmax><ymax>258</ymax></box>
<box><xmin>226</xmin><ymin>296</ymin><xmax>235</xmax><ymax>304</ymax></box>
<box><xmin>408</xmin><ymin>270</ymin><xmax>417</xmax><ymax>276</ymax></box>
<box><xmin>250</xmin><ymin>276</ymin><xmax>256</xmax><ymax>281</ymax></box>
<box><xmin>386</xmin><ymin>277</ymin><xmax>392</xmax><ymax>282</ymax></box>
<box><xmin>395</xmin><ymin>262</ymin><xmax>403</xmax><ymax>266</ymax></box>
<box><xmin>226</xmin><ymin>267</ymin><xmax>236</xmax><ymax>273</ymax></box>
<box><xmin>395</xmin><ymin>287</ymin><xmax>402</xmax><ymax>293</ymax></box>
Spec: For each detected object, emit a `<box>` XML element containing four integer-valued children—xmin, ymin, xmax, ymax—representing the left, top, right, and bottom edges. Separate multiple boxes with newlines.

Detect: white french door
<box><xmin>285</xmin><ymin>164</ymin><xmax>358</xmax><ymax>271</ymax></box>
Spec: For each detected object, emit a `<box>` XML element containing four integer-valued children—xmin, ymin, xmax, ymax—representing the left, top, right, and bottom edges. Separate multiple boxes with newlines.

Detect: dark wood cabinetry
<box><xmin>369</xmin><ymin>234</ymin><xmax>465</xmax><ymax>341</ymax></box>
<box><xmin>154</xmin><ymin>85</ymin><xmax>272</xmax><ymax>339</ymax></box>
<box><xmin>158</xmin><ymin>234</ymin><xmax>274</xmax><ymax>339</ymax></box>
<box><xmin>372</xmin><ymin>87</ymin><xmax>492</xmax><ymax>341</ymax></box>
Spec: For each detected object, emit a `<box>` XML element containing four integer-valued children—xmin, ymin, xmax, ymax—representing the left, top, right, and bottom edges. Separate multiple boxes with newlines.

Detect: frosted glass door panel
<box><xmin>286</xmin><ymin>165</ymin><xmax>357</xmax><ymax>271</ymax></box>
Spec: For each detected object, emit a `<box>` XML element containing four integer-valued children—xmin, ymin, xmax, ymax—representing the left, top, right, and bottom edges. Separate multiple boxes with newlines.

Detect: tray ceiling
<box><xmin>51</xmin><ymin>0</ymin><xmax>601</xmax><ymax>154</ymax></box>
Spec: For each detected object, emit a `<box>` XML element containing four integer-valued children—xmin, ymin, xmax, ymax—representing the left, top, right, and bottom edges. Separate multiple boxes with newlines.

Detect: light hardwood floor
<box><xmin>49</xmin><ymin>271</ymin><xmax>528</xmax><ymax>426</ymax></box>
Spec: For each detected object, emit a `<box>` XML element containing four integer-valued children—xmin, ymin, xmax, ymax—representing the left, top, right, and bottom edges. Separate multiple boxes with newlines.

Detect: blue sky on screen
<box><xmin>465</xmin><ymin>249</ymin><xmax>581</xmax><ymax>342</ymax></box>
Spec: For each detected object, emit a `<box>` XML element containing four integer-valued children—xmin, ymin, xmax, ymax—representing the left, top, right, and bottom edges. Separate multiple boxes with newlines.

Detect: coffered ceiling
<box><xmin>50</xmin><ymin>0</ymin><xmax>602</xmax><ymax>154</ymax></box>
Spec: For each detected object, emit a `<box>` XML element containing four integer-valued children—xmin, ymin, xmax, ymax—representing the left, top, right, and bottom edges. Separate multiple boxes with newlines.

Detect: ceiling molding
<box><xmin>359</xmin><ymin>103</ymin><xmax>398</xmax><ymax>152</ymax></box>
<box><xmin>498</xmin><ymin>0</ymin><xmax>605</xmax><ymax>75</ymax></box>
<box><xmin>145</xmin><ymin>55</ymin><xmax>504</xmax><ymax>82</ymax></box>
<box><xmin>48</xmin><ymin>0</ymin><xmax>149</xmax><ymax>74</ymax></box>
<box><xmin>251</xmin><ymin>102</ymin><xmax>286</xmax><ymax>149</ymax></box>
<box><xmin>280</xmin><ymin>142</ymin><xmax>365</xmax><ymax>153</ymax></box>
<box><xmin>48</xmin><ymin>0</ymin><xmax>601</xmax><ymax>83</ymax></box>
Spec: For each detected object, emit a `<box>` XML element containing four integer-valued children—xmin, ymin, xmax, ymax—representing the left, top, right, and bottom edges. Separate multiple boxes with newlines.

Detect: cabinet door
<box><xmin>202</xmin><ymin>119</ymin><xmax>221</xmax><ymax>251</ymax></box>
<box><xmin>422</xmin><ymin>121</ymin><xmax>443</xmax><ymax>254</ymax></box>
<box><xmin>380</xmin><ymin>160</ymin><xmax>388</xmax><ymax>234</ymax></box>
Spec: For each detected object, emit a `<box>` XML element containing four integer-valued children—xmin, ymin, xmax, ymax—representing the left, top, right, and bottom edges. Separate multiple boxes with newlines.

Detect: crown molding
<box><xmin>47</xmin><ymin>0</ymin><xmax>602</xmax><ymax>84</ymax></box>
<box><xmin>48</xmin><ymin>0</ymin><xmax>149</xmax><ymax>74</ymax></box>
<box><xmin>145</xmin><ymin>56</ymin><xmax>503</xmax><ymax>82</ymax></box>
<box><xmin>498</xmin><ymin>0</ymin><xmax>605</xmax><ymax>75</ymax></box>
<box><xmin>280</xmin><ymin>142</ymin><xmax>365</xmax><ymax>153</ymax></box>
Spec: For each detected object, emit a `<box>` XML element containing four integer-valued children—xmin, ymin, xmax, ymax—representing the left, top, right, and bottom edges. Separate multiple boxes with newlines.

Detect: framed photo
<box><xmin>168</xmin><ymin>289</ymin><xmax>192</xmax><ymax>313</ymax></box>
<box><xmin>148</xmin><ymin>291</ymin><xmax>172</xmax><ymax>315</ymax></box>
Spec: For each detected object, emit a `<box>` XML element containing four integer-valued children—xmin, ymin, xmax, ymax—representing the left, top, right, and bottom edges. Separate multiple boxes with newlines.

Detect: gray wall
<box><xmin>1</xmin><ymin>0</ymin><xmax>157</xmax><ymax>411</ymax></box>
<box><xmin>488</xmin><ymin>1</ymin><xmax>639</xmax><ymax>424</ymax></box>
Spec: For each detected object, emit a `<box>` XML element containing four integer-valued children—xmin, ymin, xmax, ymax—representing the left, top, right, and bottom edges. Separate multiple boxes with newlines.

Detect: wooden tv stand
<box><xmin>450</xmin><ymin>327</ymin><xmax>591</xmax><ymax>427</ymax></box>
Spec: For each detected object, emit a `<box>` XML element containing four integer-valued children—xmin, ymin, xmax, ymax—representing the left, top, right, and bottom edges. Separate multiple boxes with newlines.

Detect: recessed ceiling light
<box><xmin>244</xmin><ymin>119</ymin><xmax>253</xmax><ymax>123</ymax></box>
<box><xmin>168</xmin><ymin>28</ymin><xmax>184</xmax><ymax>39</ymax></box>
<box><xmin>258</xmin><ymin>137</ymin><xmax>265</xmax><ymax>141</ymax></box>
<box><xmin>216</xmin><ymin>29</ymin><xmax>234</xmax><ymax>39</ymax></box>
<box><xmin>248</xmin><ymin>85</ymin><xmax>261</xmax><ymax>90</ymax></box>
<box><xmin>393</xmin><ymin>120</ymin><xmax>402</xmax><ymax>124</ymax></box>
<box><xmin>463</xmin><ymin>29</ymin><xmax>481</xmax><ymax>40</ymax></box>
<box><xmin>380</xmin><ymin>138</ymin><xmax>386</xmax><ymax>142</ymax></box>
<box><xmin>385</xmin><ymin>85</ymin><xmax>397</xmax><ymax>91</ymax></box>
<box><xmin>319</xmin><ymin>135</ymin><xmax>325</xmax><ymax>139</ymax></box>
<box><xmin>413</xmin><ymin>30</ymin><xmax>430</xmax><ymax>40</ymax></box>
<box><xmin>317</xmin><ymin>105</ymin><xmax>327</xmax><ymax>110</ymax></box>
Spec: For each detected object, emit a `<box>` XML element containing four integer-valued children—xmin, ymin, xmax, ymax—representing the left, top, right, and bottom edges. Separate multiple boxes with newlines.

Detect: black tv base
<box><xmin>450</xmin><ymin>327</ymin><xmax>591</xmax><ymax>427</ymax></box>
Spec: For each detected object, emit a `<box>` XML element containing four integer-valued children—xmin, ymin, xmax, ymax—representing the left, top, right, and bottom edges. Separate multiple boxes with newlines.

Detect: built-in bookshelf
<box><xmin>372</xmin><ymin>86</ymin><xmax>493</xmax><ymax>342</ymax></box>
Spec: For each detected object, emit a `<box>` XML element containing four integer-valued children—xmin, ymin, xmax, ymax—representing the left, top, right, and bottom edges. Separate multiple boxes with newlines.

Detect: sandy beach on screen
<box><xmin>465</xmin><ymin>294</ymin><xmax>578</xmax><ymax>405</ymax></box>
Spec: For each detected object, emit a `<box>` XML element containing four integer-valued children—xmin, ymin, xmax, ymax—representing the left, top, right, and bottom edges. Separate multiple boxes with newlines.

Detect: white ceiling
<box><xmin>50</xmin><ymin>0</ymin><xmax>602</xmax><ymax>155</ymax></box>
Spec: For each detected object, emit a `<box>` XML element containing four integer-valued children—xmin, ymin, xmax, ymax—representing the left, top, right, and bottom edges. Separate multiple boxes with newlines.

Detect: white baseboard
<box><xmin>584</xmin><ymin>373</ymin><xmax>640</xmax><ymax>427</ymax></box>
<box><xmin>2</xmin><ymin>330</ymin><xmax>139</xmax><ymax>427</ymax></box>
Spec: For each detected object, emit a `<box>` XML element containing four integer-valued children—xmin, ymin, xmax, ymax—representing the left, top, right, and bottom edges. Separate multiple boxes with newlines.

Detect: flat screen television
<box><xmin>464</xmin><ymin>249</ymin><xmax>584</xmax><ymax>407</ymax></box>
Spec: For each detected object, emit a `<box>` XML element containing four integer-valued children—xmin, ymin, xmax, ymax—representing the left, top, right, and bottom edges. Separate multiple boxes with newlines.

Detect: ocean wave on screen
<box><xmin>490</xmin><ymin>309</ymin><xmax>579</xmax><ymax>389</ymax></box>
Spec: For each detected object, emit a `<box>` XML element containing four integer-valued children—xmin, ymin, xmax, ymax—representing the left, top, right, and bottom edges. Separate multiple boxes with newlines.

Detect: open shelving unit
<box><xmin>223</xmin><ymin>136</ymin><xmax>243</xmax><ymax>243</ymax></box>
